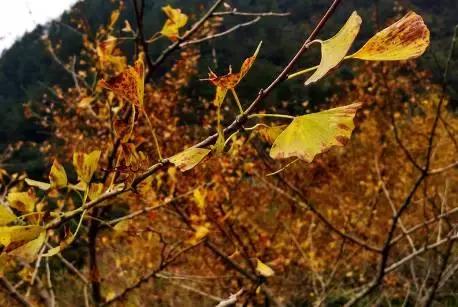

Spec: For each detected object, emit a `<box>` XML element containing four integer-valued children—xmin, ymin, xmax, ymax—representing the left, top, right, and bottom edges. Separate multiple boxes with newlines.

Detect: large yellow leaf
<box><xmin>160</xmin><ymin>5</ymin><xmax>188</xmax><ymax>40</ymax></box>
<box><xmin>349</xmin><ymin>12</ymin><xmax>430</xmax><ymax>61</ymax></box>
<box><xmin>305</xmin><ymin>12</ymin><xmax>361</xmax><ymax>85</ymax></box>
<box><xmin>49</xmin><ymin>160</ymin><xmax>67</xmax><ymax>188</ymax></box>
<box><xmin>7</xmin><ymin>191</ymin><xmax>37</xmax><ymax>213</ymax></box>
<box><xmin>0</xmin><ymin>206</ymin><xmax>16</xmax><ymax>226</ymax></box>
<box><xmin>98</xmin><ymin>54</ymin><xmax>145</xmax><ymax>107</ymax></box>
<box><xmin>73</xmin><ymin>150</ymin><xmax>102</xmax><ymax>184</ymax></box>
<box><xmin>9</xmin><ymin>231</ymin><xmax>46</xmax><ymax>262</ymax></box>
<box><xmin>169</xmin><ymin>148</ymin><xmax>211</xmax><ymax>172</ymax></box>
<box><xmin>0</xmin><ymin>225</ymin><xmax>43</xmax><ymax>247</ymax></box>
<box><xmin>270</xmin><ymin>103</ymin><xmax>362</xmax><ymax>162</ymax></box>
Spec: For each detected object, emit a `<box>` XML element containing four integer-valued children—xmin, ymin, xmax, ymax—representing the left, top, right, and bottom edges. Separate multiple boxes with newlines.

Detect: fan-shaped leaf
<box><xmin>169</xmin><ymin>148</ymin><xmax>211</xmax><ymax>172</ymax></box>
<box><xmin>9</xmin><ymin>231</ymin><xmax>46</xmax><ymax>262</ymax></box>
<box><xmin>49</xmin><ymin>160</ymin><xmax>67</xmax><ymax>188</ymax></box>
<box><xmin>0</xmin><ymin>206</ymin><xmax>16</xmax><ymax>226</ymax></box>
<box><xmin>305</xmin><ymin>12</ymin><xmax>361</xmax><ymax>85</ymax></box>
<box><xmin>73</xmin><ymin>150</ymin><xmax>101</xmax><ymax>184</ymax></box>
<box><xmin>160</xmin><ymin>5</ymin><xmax>188</xmax><ymax>40</ymax></box>
<box><xmin>270</xmin><ymin>103</ymin><xmax>362</xmax><ymax>162</ymax></box>
<box><xmin>350</xmin><ymin>12</ymin><xmax>430</xmax><ymax>61</ymax></box>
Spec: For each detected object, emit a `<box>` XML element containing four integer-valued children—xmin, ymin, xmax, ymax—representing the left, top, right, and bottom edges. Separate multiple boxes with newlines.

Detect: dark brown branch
<box><xmin>0</xmin><ymin>277</ymin><xmax>31</xmax><ymax>307</ymax></box>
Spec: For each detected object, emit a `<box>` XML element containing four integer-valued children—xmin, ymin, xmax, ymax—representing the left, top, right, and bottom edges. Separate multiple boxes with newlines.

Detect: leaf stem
<box><xmin>142</xmin><ymin>108</ymin><xmax>163</xmax><ymax>161</ymax></box>
<box><xmin>248</xmin><ymin>113</ymin><xmax>294</xmax><ymax>120</ymax></box>
<box><xmin>231</xmin><ymin>89</ymin><xmax>244</xmax><ymax>113</ymax></box>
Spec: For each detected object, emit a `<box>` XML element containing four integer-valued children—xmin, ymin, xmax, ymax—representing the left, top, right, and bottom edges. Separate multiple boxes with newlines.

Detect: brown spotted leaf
<box><xmin>270</xmin><ymin>103</ymin><xmax>362</xmax><ymax>162</ymax></box>
<box><xmin>350</xmin><ymin>12</ymin><xmax>430</xmax><ymax>61</ymax></box>
<box><xmin>169</xmin><ymin>148</ymin><xmax>211</xmax><ymax>172</ymax></box>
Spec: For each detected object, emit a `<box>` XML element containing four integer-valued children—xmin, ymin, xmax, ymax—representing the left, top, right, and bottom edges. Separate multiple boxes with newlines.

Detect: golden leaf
<box><xmin>306</xmin><ymin>12</ymin><xmax>361</xmax><ymax>85</ymax></box>
<box><xmin>0</xmin><ymin>206</ymin><xmax>16</xmax><ymax>226</ymax></box>
<box><xmin>350</xmin><ymin>12</ymin><xmax>430</xmax><ymax>61</ymax></box>
<box><xmin>270</xmin><ymin>103</ymin><xmax>362</xmax><ymax>162</ymax></box>
<box><xmin>7</xmin><ymin>191</ymin><xmax>37</xmax><ymax>213</ymax></box>
<box><xmin>25</xmin><ymin>178</ymin><xmax>51</xmax><ymax>191</ymax></box>
<box><xmin>49</xmin><ymin>160</ymin><xmax>67</xmax><ymax>189</ymax></box>
<box><xmin>169</xmin><ymin>148</ymin><xmax>211</xmax><ymax>172</ymax></box>
<box><xmin>160</xmin><ymin>5</ymin><xmax>188</xmax><ymax>40</ymax></box>
<box><xmin>0</xmin><ymin>225</ymin><xmax>43</xmax><ymax>247</ymax></box>
<box><xmin>88</xmin><ymin>183</ymin><xmax>104</xmax><ymax>201</ymax></box>
<box><xmin>256</xmin><ymin>259</ymin><xmax>275</xmax><ymax>277</ymax></box>
<box><xmin>73</xmin><ymin>150</ymin><xmax>102</xmax><ymax>184</ymax></box>
<box><xmin>9</xmin><ymin>231</ymin><xmax>46</xmax><ymax>263</ymax></box>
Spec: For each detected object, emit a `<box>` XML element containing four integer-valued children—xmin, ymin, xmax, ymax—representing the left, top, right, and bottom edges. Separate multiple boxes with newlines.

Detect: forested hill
<box><xmin>0</xmin><ymin>0</ymin><xmax>456</xmax><ymax>152</ymax></box>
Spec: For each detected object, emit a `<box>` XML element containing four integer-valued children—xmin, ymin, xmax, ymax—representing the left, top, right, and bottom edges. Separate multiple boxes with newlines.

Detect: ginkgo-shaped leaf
<box><xmin>7</xmin><ymin>191</ymin><xmax>37</xmax><ymax>213</ymax></box>
<box><xmin>0</xmin><ymin>225</ymin><xmax>43</xmax><ymax>247</ymax></box>
<box><xmin>73</xmin><ymin>150</ymin><xmax>102</xmax><ymax>184</ymax></box>
<box><xmin>188</xmin><ymin>224</ymin><xmax>210</xmax><ymax>245</ymax></box>
<box><xmin>270</xmin><ymin>103</ymin><xmax>362</xmax><ymax>162</ymax></box>
<box><xmin>256</xmin><ymin>259</ymin><xmax>275</xmax><ymax>277</ymax></box>
<box><xmin>349</xmin><ymin>12</ymin><xmax>430</xmax><ymax>61</ymax></box>
<box><xmin>9</xmin><ymin>231</ymin><xmax>46</xmax><ymax>263</ymax></box>
<box><xmin>98</xmin><ymin>54</ymin><xmax>145</xmax><ymax>107</ymax></box>
<box><xmin>169</xmin><ymin>148</ymin><xmax>211</xmax><ymax>172</ymax></box>
<box><xmin>160</xmin><ymin>5</ymin><xmax>188</xmax><ymax>40</ymax></box>
<box><xmin>305</xmin><ymin>12</ymin><xmax>361</xmax><ymax>85</ymax></box>
<box><xmin>49</xmin><ymin>160</ymin><xmax>67</xmax><ymax>188</ymax></box>
<box><xmin>88</xmin><ymin>183</ymin><xmax>104</xmax><ymax>201</ymax></box>
<box><xmin>0</xmin><ymin>206</ymin><xmax>16</xmax><ymax>226</ymax></box>
<box><xmin>96</xmin><ymin>36</ymin><xmax>126</xmax><ymax>70</ymax></box>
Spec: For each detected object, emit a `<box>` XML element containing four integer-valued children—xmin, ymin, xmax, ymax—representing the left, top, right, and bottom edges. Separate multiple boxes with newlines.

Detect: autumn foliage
<box><xmin>0</xmin><ymin>1</ymin><xmax>457</xmax><ymax>306</ymax></box>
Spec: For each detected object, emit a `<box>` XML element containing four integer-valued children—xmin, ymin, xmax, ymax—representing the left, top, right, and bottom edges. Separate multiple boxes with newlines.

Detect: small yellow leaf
<box><xmin>122</xmin><ymin>20</ymin><xmax>133</xmax><ymax>33</ymax></box>
<box><xmin>256</xmin><ymin>259</ymin><xmax>275</xmax><ymax>277</ymax></box>
<box><xmin>188</xmin><ymin>224</ymin><xmax>209</xmax><ymax>245</ymax></box>
<box><xmin>160</xmin><ymin>5</ymin><xmax>188</xmax><ymax>40</ymax></box>
<box><xmin>350</xmin><ymin>12</ymin><xmax>430</xmax><ymax>61</ymax></box>
<box><xmin>0</xmin><ymin>206</ymin><xmax>16</xmax><ymax>226</ymax></box>
<box><xmin>169</xmin><ymin>148</ymin><xmax>211</xmax><ymax>172</ymax></box>
<box><xmin>109</xmin><ymin>9</ymin><xmax>120</xmax><ymax>29</ymax></box>
<box><xmin>73</xmin><ymin>150</ymin><xmax>102</xmax><ymax>184</ymax></box>
<box><xmin>49</xmin><ymin>160</ymin><xmax>67</xmax><ymax>188</ymax></box>
<box><xmin>193</xmin><ymin>189</ymin><xmax>206</xmax><ymax>209</ymax></box>
<box><xmin>113</xmin><ymin>220</ymin><xmax>129</xmax><ymax>234</ymax></box>
<box><xmin>258</xmin><ymin>125</ymin><xmax>287</xmax><ymax>145</ymax></box>
<box><xmin>305</xmin><ymin>12</ymin><xmax>361</xmax><ymax>85</ymax></box>
<box><xmin>88</xmin><ymin>183</ymin><xmax>104</xmax><ymax>201</ymax></box>
<box><xmin>7</xmin><ymin>191</ymin><xmax>37</xmax><ymax>213</ymax></box>
<box><xmin>270</xmin><ymin>103</ymin><xmax>362</xmax><ymax>162</ymax></box>
<box><xmin>78</xmin><ymin>97</ymin><xmax>95</xmax><ymax>109</ymax></box>
<box><xmin>0</xmin><ymin>225</ymin><xmax>43</xmax><ymax>247</ymax></box>
<box><xmin>9</xmin><ymin>231</ymin><xmax>46</xmax><ymax>263</ymax></box>
<box><xmin>25</xmin><ymin>178</ymin><xmax>51</xmax><ymax>191</ymax></box>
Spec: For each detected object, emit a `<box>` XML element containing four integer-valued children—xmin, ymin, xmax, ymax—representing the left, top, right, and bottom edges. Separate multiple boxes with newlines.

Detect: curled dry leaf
<box><xmin>98</xmin><ymin>53</ymin><xmax>145</xmax><ymax>107</ymax></box>
<box><xmin>270</xmin><ymin>103</ymin><xmax>362</xmax><ymax>162</ymax></box>
<box><xmin>306</xmin><ymin>11</ymin><xmax>362</xmax><ymax>85</ymax></box>
<box><xmin>350</xmin><ymin>12</ymin><xmax>430</xmax><ymax>61</ymax></box>
<box><xmin>169</xmin><ymin>147</ymin><xmax>211</xmax><ymax>172</ymax></box>
<box><xmin>160</xmin><ymin>5</ymin><xmax>188</xmax><ymax>40</ymax></box>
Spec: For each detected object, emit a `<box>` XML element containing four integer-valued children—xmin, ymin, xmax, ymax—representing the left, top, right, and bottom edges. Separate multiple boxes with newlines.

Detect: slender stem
<box><xmin>288</xmin><ymin>65</ymin><xmax>319</xmax><ymax>79</ymax></box>
<box><xmin>248</xmin><ymin>113</ymin><xmax>294</xmax><ymax>120</ymax></box>
<box><xmin>231</xmin><ymin>89</ymin><xmax>244</xmax><ymax>113</ymax></box>
<box><xmin>142</xmin><ymin>108</ymin><xmax>163</xmax><ymax>161</ymax></box>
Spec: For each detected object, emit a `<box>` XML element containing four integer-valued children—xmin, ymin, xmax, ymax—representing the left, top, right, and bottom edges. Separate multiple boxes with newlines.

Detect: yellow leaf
<box><xmin>160</xmin><ymin>5</ymin><xmax>188</xmax><ymax>40</ymax></box>
<box><xmin>98</xmin><ymin>53</ymin><xmax>144</xmax><ymax>107</ymax></box>
<box><xmin>258</xmin><ymin>125</ymin><xmax>287</xmax><ymax>145</ymax></box>
<box><xmin>96</xmin><ymin>36</ymin><xmax>126</xmax><ymax>71</ymax></box>
<box><xmin>73</xmin><ymin>150</ymin><xmax>102</xmax><ymax>184</ymax></box>
<box><xmin>256</xmin><ymin>259</ymin><xmax>275</xmax><ymax>277</ymax></box>
<box><xmin>78</xmin><ymin>97</ymin><xmax>95</xmax><ymax>109</ymax></box>
<box><xmin>9</xmin><ymin>231</ymin><xmax>46</xmax><ymax>263</ymax></box>
<box><xmin>0</xmin><ymin>206</ymin><xmax>16</xmax><ymax>226</ymax></box>
<box><xmin>122</xmin><ymin>20</ymin><xmax>133</xmax><ymax>33</ymax></box>
<box><xmin>88</xmin><ymin>183</ymin><xmax>104</xmax><ymax>201</ymax></box>
<box><xmin>113</xmin><ymin>220</ymin><xmax>129</xmax><ymax>234</ymax></box>
<box><xmin>109</xmin><ymin>9</ymin><xmax>120</xmax><ymax>29</ymax></box>
<box><xmin>169</xmin><ymin>148</ymin><xmax>211</xmax><ymax>172</ymax></box>
<box><xmin>270</xmin><ymin>103</ymin><xmax>362</xmax><ymax>162</ymax></box>
<box><xmin>193</xmin><ymin>189</ymin><xmax>206</xmax><ymax>209</ymax></box>
<box><xmin>305</xmin><ymin>12</ymin><xmax>361</xmax><ymax>85</ymax></box>
<box><xmin>7</xmin><ymin>191</ymin><xmax>37</xmax><ymax>213</ymax></box>
<box><xmin>25</xmin><ymin>178</ymin><xmax>51</xmax><ymax>191</ymax></box>
<box><xmin>350</xmin><ymin>12</ymin><xmax>430</xmax><ymax>61</ymax></box>
<box><xmin>0</xmin><ymin>225</ymin><xmax>43</xmax><ymax>247</ymax></box>
<box><xmin>188</xmin><ymin>224</ymin><xmax>209</xmax><ymax>245</ymax></box>
<box><xmin>49</xmin><ymin>160</ymin><xmax>67</xmax><ymax>188</ymax></box>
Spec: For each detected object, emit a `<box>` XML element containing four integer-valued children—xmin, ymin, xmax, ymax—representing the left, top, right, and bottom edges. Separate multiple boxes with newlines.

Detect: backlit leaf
<box><xmin>88</xmin><ymin>183</ymin><xmax>104</xmax><ymax>201</ymax></box>
<box><xmin>9</xmin><ymin>231</ymin><xmax>46</xmax><ymax>263</ymax></box>
<box><xmin>73</xmin><ymin>150</ymin><xmax>102</xmax><ymax>184</ymax></box>
<box><xmin>49</xmin><ymin>160</ymin><xmax>67</xmax><ymax>188</ymax></box>
<box><xmin>270</xmin><ymin>103</ymin><xmax>362</xmax><ymax>162</ymax></box>
<box><xmin>25</xmin><ymin>179</ymin><xmax>51</xmax><ymax>191</ymax></box>
<box><xmin>0</xmin><ymin>225</ymin><xmax>43</xmax><ymax>247</ymax></box>
<box><xmin>258</xmin><ymin>125</ymin><xmax>287</xmax><ymax>145</ymax></box>
<box><xmin>160</xmin><ymin>5</ymin><xmax>188</xmax><ymax>40</ymax></box>
<box><xmin>350</xmin><ymin>12</ymin><xmax>430</xmax><ymax>61</ymax></box>
<box><xmin>169</xmin><ymin>148</ymin><xmax>211</xmax><ymax>172</ymax></box>
<box><xmin>0</xmin><ymin>206</ymin><xmax>16</xmax><ymax>226</ymax></box>
<box><xmin>7</xmin><ymin>191</ymin><xmax>37</xmax><ymax>213</ymax></box>
<box><xmin>256</xmin><ymin>259</ymin><xmax>275</xmax><ymax>277</ymax></box>
<box><xmin>305</xmin><ymin>12</ymin><xmax>361</xmax><ymax>85</ymax></box>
